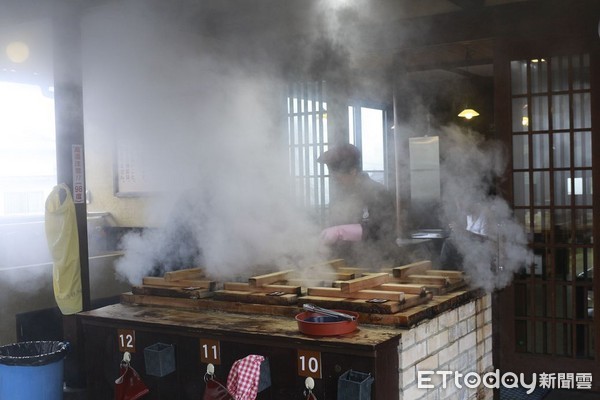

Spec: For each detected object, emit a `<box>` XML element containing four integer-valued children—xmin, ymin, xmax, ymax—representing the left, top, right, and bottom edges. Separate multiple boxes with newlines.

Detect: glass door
<box><xmin>496</xmin><ymin>49</ymin><xmax>599</xmax><ymax>385</ymax></box>
<box><xmin>512</xmin><ymin>54</ymin><xmax>593</xmax><ymax>358</ymax></box>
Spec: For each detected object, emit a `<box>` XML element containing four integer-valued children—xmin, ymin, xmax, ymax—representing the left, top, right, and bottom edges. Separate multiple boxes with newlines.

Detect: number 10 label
<box><xmin>298</xmin><ymin>349</ymin><xmax>322</xmax><ymax>378</ymax></box>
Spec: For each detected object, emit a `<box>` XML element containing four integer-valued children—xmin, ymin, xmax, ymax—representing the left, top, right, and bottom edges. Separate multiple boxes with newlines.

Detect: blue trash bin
<box><xmin>0</xmin><ymin>341</ymin><xmax>68</xmax><ymax>400</ymax></box>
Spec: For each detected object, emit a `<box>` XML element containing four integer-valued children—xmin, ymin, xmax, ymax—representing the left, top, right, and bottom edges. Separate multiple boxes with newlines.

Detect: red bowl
<box><xmin>295</xmin><ymin>310</ymin><xmax>359</xmax><ymax>336</ymax></box>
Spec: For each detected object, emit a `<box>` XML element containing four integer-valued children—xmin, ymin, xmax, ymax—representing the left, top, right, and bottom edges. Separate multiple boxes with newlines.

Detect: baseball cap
<box><xmin>317</xmin><ymin>143</ymin><xmax>362</xmax><ymax>172</ymax></box>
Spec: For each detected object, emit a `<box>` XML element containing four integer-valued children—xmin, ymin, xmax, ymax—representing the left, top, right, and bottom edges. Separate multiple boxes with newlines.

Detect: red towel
<box><xmin>115</xmin><ymin>363</ymin><xmax>149</xmax><ymax>400</ymax></box>
<box><xmin>203</xmin><ymin>376</ymin><xmax>234</xmax><ymax>400</ymax></box>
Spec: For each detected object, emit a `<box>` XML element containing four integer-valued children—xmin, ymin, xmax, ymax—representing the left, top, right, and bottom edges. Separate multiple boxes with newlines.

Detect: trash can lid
<box><xmin>0</xmin><ymin>341</ymin><xmax>68</xmax><ymax>367</ymax></box>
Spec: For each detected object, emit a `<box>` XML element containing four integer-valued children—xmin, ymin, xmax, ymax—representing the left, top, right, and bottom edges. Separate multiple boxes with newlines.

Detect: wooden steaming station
<box><xmin>1</xmin><ymin>1</ymin><xmax>599</xmax><ymax>400</ymax></box>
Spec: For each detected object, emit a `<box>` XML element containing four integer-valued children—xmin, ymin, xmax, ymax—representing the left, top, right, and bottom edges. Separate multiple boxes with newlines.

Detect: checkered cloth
<box><xmin>226</xmin><ymin>355</ymin><xmax>265</xmax><ymax>400</ymax></box>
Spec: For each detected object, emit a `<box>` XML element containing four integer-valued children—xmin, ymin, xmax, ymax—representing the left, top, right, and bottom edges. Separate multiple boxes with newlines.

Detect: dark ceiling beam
<box><xmin>447</xmin><ymin>0</ymin><xmax>485</xmax><ymax>9</ymax></box>
<box><xmin>362</xmin><ymin>0</ymin><xmax>600</xmax><ymax>53</ymax></box>
<box><xmin>392</xmin><ymin>39</ymin><xmax>494</xmax><ymax>70</ymax></box>
<box><xmin>355</xmin><ymin>0</ymin><xmax>600</xmax><ymax>76</ymax></box>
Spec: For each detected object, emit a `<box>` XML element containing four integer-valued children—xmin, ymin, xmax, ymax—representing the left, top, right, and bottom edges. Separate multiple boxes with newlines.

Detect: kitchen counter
<box><xmin>79</xmin><ymin>303</ymin><xmax>401</xmax><ymax>399</ymax></box>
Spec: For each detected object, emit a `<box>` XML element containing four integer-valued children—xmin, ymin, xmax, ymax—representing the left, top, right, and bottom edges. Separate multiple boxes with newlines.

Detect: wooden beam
<box><xmin>131</xmin><ymin>286</ymin><xmax>214</xmax><ymax>299</ymax></box>
<box><xmin>299</xmin><ymin>296</ymin><xmax>402</xmax><ymax>314</ymax></box>
<box><xmin>249</xmin><ymin>269</ymin><xmax>295</xmax><ymax>287</ymax></box>
<box><xmin>392</xmin><ymin>260</ymin><xmax>432</xmax><ymax>278</ymax></box>
<box><xmin>285</xmin><ymin>279</ymin><xmax>326</xmax><ymax>287</ymax></box>
<box><xmin>214</xmin><ymin>290</ymin><xmax>298</xmax><ymax>305</ymax></box>
<box><xmin>401</xmin><ymin>275</ymin><xmax>450</xmax><ymax>286</ymax></box>
<box><xmin>223</xmin><ymin>282</ymin><xmax>301</xmax><ymax>295</ymax></box>
<box><xmin>340</xmin><ymin>273</ymin><xmax>391</xmax><ymax>293</ymax></box>
<box><xmin>375</xmin><ymin>283</ymin><xmax>427</xmax><ymax>296</ymax></box>
<box><xmin>142</xmin><ymin>277</ymin><xmax>216</xmax><ymax>290</ymax></box>
<box><xmin>307</xmin><ymin>287</ymin><xmax>405</xmax><ymax>302</ymax></box>
<box><xmin>53</xmin><ymin>3</ymin><xmax>90</xmax><ymax>311</ymax></box>
<box><xmin>120</xmin><ymin>293</ymin><xmax>300</xmax><ymax>317</ymax></box>
<box><xmin>164</xmin><ymin>268</ymin><xmax>205</xmax><ymax>281</ymax></box>
<box><xmin>425</xmin><ymin>270</ymin><xmax>465</xmax><ymax>279</ymax></box>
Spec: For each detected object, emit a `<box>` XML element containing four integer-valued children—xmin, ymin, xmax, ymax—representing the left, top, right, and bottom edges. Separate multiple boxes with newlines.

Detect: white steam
<box><xmin>82</xmin><ymin>1</ymin><xmax>531</xmax><ymax>289</ymax></box>
<box><xmin>439</xmin><ymin>125</ymin><xmax>532</xmax><ymax>292</ymax></box>
<box><xmin>81</xmin><ymin>2</ymin><xmax>331</xmax><ymax>284</ymax></box>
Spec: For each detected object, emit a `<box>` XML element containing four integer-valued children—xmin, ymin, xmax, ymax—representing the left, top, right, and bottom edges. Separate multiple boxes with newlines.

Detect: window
<box><xmin>0</xmin><ymin>81</ymin><xmax>56</xmax><ymax>217</ymax></box>
<box><xmin>348</xmin><ymin>105</ymin><xmax>387</xmax><ymax>185</ymax></box>
<box><xmin>286</xmin><ymin>81</ymin><xmax>328</xmax><ymax>223</ymax></box>
<box><xmin>0</xmin><ymin>81</ymin><xmax>56</xmax><ymax>268</ymax></box>
<box><xmin>511</xmin><ymin>54</ymin><xmax>593</xmax><ymax>358</ymax></box>
<box><xmin>286</xmin><ymin>82</ymin><xmax>389</xmax><ymax>225</ymax></box>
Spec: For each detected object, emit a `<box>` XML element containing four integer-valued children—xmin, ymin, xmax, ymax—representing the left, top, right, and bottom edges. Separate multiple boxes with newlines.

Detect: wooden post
<box><xmin>53</xmin><ymin>1</ymin><xmax>90</xmax><ymax>313</ymax></box>
<box><xmin>53</xmin><ymin>1</ymin><xmax>88</xmax><ymax>390</ymax></box>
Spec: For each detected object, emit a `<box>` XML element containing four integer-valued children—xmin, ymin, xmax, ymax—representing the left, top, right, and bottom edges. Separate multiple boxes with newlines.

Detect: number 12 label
<box><xmin>117</xmin><ymin>329</ymin><xmax>136</xmax><ymax>353</ymax></box>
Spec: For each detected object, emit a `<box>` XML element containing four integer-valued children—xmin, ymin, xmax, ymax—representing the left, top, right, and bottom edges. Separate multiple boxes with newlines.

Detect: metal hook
<box><xmin>203</xmin><ymin>363</ymin><xmax>215</xmax><ymax>383</ymax></box>
<box><xmin>120</xmin><ymin>351</ymin><xmax>131</xmax><ymax>369</ymax></box>
<box><xmin>305</xmin><ymin>377</ymin><xmax>315</xmax><ymax>390</ymax></box>
<box><xmin>206</xmin><ymin>363</ymin><xmax>215</xmax><ymax>376</ymax></box>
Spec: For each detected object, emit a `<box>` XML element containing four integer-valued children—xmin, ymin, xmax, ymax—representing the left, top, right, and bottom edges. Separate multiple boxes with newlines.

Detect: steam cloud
<box><xmin>82</xmin><ymin>1</ymin><xmax>531</xmax><ymax>289</ymax></box>
<box><xmin>438</xmin><ymin>125</ymin><xmax>532</xmax><ymax>292</ymax></box>
<box><xmin>80</xmin><ymin>1</ymin><xmax>337</xmax><ymax>284</ymax></box>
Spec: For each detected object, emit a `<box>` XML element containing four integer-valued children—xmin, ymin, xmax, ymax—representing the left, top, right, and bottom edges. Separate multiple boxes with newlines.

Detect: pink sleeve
<box><xmin>320</xmin><ymin>224</ymin><xmax>363</xmax><ymax>244</ymax></box>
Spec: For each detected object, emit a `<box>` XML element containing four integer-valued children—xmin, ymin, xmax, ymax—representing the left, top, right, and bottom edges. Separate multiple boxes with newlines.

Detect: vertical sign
<box><xmin>117</xmin><ymin>329</ymin><xmax>136</xmax><ymax>353</ymax></box>
<box><xmin>297</xmin><ymin>349</ymin><xmax>322</xmax><ymax>378</ymax></box>
<box><xmin>72</xmin><ymin>144</ymin><xmax>84</xmax><ymax>203</ymax></box>
<box><xmin>199</xmin><ymin>338</ymin><xmax>221</xmax><ymax>365</ymax></box>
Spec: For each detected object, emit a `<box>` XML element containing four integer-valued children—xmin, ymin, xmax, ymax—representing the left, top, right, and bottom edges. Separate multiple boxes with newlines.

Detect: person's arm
<box><xmin>320</xmin><ymin>224</ymin><xmax>363</xmax><ymax>245</ymax></box>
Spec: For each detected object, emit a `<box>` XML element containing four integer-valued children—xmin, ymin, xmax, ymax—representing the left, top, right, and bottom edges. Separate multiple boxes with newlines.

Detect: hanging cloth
<box><xmin>204</xmin><ymin>375</ymin><xmax>235</xmax><ymax>400</ymax></box>
<box><xmin>115</xmin><ymin>353</ymin><xmax>149</xmax><ymax>400</ymax></box>
<box><xmin>226</xmin><ymin>355</ymin><xmax>265</xmax><ymax>400</ymax></box>
<box><xmin>44</xmin><ymin>183</ymin><xmax>82</xmax><ymax>315</ymax></box>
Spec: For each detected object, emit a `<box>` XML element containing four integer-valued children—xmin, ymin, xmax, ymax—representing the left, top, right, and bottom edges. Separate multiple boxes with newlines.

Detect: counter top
<box><xmin>79</xmin><ymin>303</ymin><xmax>402</xmax><ymax>353</ymax></box>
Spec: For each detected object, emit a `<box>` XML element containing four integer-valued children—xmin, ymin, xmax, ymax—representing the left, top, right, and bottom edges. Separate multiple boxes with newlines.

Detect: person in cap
<box><xmin>317</xmin><ymin>143</ymin><xmax>397</xmax><ymax>267</ymax></box>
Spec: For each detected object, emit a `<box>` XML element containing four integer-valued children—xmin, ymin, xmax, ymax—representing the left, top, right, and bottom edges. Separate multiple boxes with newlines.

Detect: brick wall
<box><xmin>398</xmin><ymin>293</ymin><xmax>493</xmax><ymax>400</ymax></box>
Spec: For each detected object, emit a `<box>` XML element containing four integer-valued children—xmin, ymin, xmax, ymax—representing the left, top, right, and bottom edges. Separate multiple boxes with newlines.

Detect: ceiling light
<box><xmin>6</xmin><ymin>41</ymin><xmax>30</xmax><ymax>63</ymax></box>
<box><xmin>458</xmin><ymin>108</ymin><xmax>480</xmax><ymax>120</ymax></box>
<box><xmin>457</xmin><ymin>47</ymin><xmax>480</xmax><ymax>120</ymax></box>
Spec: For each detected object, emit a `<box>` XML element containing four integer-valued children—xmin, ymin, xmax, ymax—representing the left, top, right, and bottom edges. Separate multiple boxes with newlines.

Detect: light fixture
<box><xmin>457</xmin><ymin>47</ymin><xmax>480</xmax><ymax>120</ymax></box>
<box><xmin>458</xmin><ymin>108</ymin><xmax>480</xmax><ymax>120</ymax></box>
<box><xmin>6</xmin><ymin>41</ymin><xmax>30</xmax><ymax>63</ymax></box>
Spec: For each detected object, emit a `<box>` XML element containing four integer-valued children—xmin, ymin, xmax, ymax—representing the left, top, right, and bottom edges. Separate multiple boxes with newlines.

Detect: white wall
<box><xmin>399</xmin><ymin>294</ymin><xmax>493</xmax><ymax>400</ymax></box>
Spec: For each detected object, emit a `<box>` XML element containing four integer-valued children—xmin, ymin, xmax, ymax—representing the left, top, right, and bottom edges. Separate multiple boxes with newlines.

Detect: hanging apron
<box><xmin>115</xmin><ymin>361</ymin><xmax>149</xmax><ymax>400</ymax></box>
<box><xmin>44</xmin><ymin>183</ymin><xmax>83</xmax><ymax>315</ymax></box>
<box><xmin>204</xmin><ymin>375</ymin><xmax>234</xmax><ymax>400</ymax></box>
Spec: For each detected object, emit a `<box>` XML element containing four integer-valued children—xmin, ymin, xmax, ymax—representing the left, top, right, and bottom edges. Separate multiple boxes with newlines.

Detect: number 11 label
<box><xmin>200</xmin><ymin>339</ymin><xmax>221</xmax><ymax>364</ymax></box>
